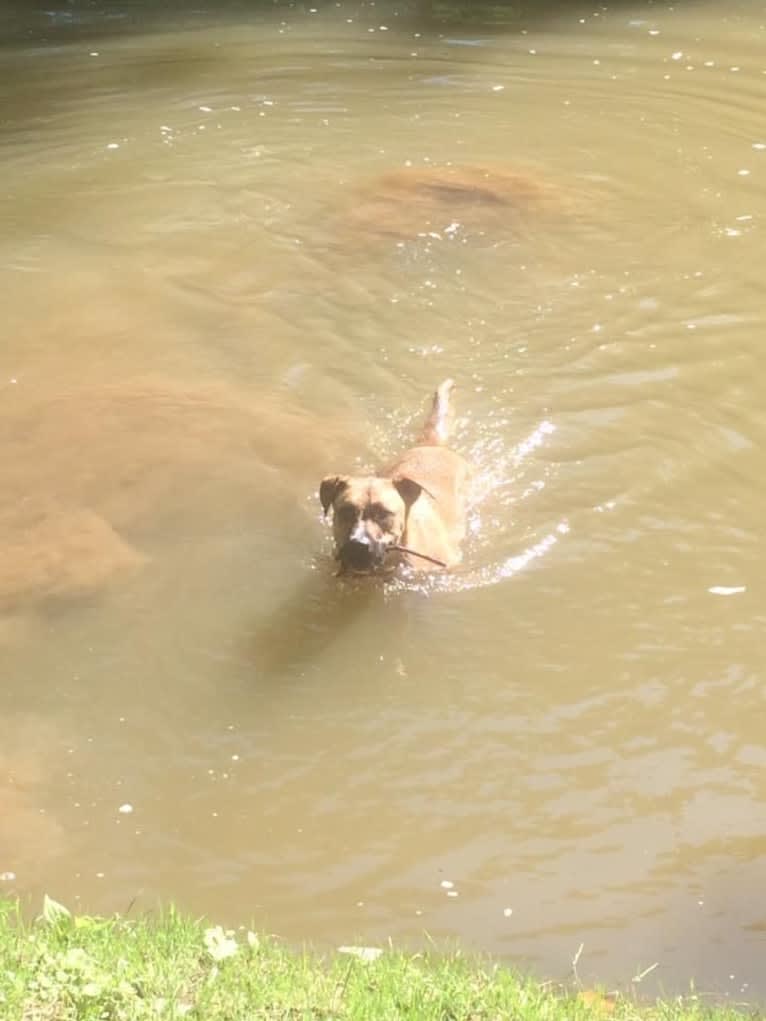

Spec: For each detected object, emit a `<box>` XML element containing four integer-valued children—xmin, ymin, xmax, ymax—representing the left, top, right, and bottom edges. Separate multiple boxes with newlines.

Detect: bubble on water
<box><xmin>0</xmin><ymin>872</ymin><xmax>16</xmax><ymax>882</ymax></box>
<box><xmin>106</xmin><ymin>143</ymin><xmax>120</xmax><ymax>149</ymax></box>
<box><xmin>671</xmin><ymin>51</ymin><xmax>683</xmax><ymax>60</ymax></box>
<box><xmin>440</xmin><ymin>880</ymin><xmax>454</xmax><ymax>889</ymax></box>
<box><xmin>708</xmin><ymin>586</ymin><xmax>746</xmax><ymax>596</ymax></box>
<box><xmin>199</xmin><ymin>105</ymin><xmax>212</xmax><ymax>112</ymax></box>
<box><xmin>447</xmin><ymin>890</ymin><xmax>459</xmax><ymax>898</ymax></box>
<box><xmin>118</xmin><ymin>803</ymin><xmax>133</xmax><ymax>814</ymax></box>
<box><xmin>503</xmin><ymin>907</ymin><xmax>513</xmax><ymax>917</ymax></box>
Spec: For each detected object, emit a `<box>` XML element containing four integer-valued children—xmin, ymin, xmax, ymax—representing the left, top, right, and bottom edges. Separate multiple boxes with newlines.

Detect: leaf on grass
<box><xmin>42</xmin><ymin>895</ymin><xmax>72</xmax><ymax>926</ymax></box>
<box><xmin>203</xmin><ymin>925</ymin><xmax>238</xmax><ymax>961</ymax></box>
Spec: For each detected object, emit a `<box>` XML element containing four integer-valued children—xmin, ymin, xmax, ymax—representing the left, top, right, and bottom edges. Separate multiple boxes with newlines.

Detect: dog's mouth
<box><xmin>338</xmin><ymin>538</ymin><xmax>388</xmax><ymax>573</ymax></box>
<box><xmin>337</xmin><ymin>538</ymin><xmax>448</xmax><ymax>574</ymax></box>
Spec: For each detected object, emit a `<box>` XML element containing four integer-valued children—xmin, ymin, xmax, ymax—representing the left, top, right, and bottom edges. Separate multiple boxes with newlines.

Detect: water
<box><xmin>2</xmin><ymin>0</ymin><xmax>765</xmax><ymax>1000</ymax></box>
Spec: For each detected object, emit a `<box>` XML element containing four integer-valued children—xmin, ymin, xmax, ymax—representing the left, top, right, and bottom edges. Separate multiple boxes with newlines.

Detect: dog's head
<box><xmin>319</xmin><ymin>474</ymin><xmax>422</xmax><ymax>573</ymax></box>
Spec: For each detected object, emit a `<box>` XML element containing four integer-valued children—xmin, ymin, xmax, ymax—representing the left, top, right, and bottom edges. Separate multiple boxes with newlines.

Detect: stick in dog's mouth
<box><xmin>386</xmin><ymin>545</ymin><xmax>448</xmax><ymax>568</ymax></box>
<box><xmin>335</xmin><ymin>545</ymin><xmax>448</xmax><ymax>577</ymax></box>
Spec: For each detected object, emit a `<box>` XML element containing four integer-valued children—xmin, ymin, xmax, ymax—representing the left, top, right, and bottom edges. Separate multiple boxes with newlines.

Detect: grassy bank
<box><xmin>0</xmin><ymin>897</ymin><xmax>759</xmax><ymax>1021</ymax></box>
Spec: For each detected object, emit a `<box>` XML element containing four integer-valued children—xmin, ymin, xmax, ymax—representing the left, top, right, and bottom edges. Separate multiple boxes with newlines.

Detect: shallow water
<box><xmin>2</xmin><ymin>0</ymin><xmax>766</xmax><ymax>1000</ymax></box>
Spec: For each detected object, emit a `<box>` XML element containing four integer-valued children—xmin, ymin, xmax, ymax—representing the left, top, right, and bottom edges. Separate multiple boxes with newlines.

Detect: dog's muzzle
<box><xmin>339</xmin><ymin>533</ymin><xmax>387</xmax><ymax>572</ymax></box>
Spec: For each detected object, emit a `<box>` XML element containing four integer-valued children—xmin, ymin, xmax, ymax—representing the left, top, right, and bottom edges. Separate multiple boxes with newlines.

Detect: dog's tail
<box><xmin>418</xmin><ymin>378</ymin><xmax>455</xmax><ymax>446</ymax></box>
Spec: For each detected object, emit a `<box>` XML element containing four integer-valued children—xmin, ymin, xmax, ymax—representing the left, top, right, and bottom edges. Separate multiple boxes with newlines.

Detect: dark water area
<box><xmin>1</xmin><ymin>0</ymin><xmax>765</xmax><ymax>1003</ymax></box>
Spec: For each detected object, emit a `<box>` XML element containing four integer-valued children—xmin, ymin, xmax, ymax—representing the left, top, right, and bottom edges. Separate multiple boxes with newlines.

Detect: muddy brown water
<box><xmin>2</xmin><ymin>0</ymin><xmax>766</xmax><ymax>1000</ymax></box>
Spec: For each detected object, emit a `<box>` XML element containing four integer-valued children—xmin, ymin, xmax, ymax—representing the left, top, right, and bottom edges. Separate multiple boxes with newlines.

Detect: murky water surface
<box><xmin>2</xmin><ymin>0</ymin><xmax>766</xmax><ymax>999</ymax></box>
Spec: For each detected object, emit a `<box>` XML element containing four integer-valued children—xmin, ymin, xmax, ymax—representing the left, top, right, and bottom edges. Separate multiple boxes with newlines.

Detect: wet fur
<box><xmin>320</xmin><ymin>380</ymin><xmax>471</xmax><ymax>573</ymax></box>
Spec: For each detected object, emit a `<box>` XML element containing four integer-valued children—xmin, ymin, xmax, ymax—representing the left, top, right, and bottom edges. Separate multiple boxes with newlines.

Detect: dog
<box><xmin>319</xmin><ymin>380</ymin><xmax>470</xmax><ymax>574</ymax></box>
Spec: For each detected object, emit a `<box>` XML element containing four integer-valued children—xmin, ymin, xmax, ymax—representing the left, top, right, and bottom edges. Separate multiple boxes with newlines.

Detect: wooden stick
<box><xmin>387</xmin><ymin>545</ymin><xmax>448</xmax><ymax>568</ymax></box>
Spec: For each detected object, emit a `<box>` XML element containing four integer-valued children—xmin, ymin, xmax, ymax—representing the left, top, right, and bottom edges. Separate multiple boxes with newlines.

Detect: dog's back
<box><xmin>386</xmin><ymin>444</ymin><xmax>470</xmax><ymax>551</ymax></box>
<box><xmin>384</xmin><ymin>380</ymin><xmax>471</xmax><ymax>562</ymax></box>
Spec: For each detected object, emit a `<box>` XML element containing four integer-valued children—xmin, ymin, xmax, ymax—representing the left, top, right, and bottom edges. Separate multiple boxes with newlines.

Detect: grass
<box><xmin>0</xmin><ymin>897</ymin><xmax>760</xmax><ymax>1021</ymax></box>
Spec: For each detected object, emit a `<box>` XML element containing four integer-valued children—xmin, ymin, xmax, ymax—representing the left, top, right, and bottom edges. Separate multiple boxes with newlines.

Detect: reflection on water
<box><xmin>2</xmin><ymin>0</ymin><xmax>766</xmax><ymax>1001</ymax></box>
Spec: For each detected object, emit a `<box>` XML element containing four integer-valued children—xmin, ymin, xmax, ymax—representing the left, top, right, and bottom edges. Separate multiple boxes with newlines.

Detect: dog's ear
<box><xmin>319</xmin><ymin>475</ymin><xmax>349</xmax><ymax>515</ymax></box>
<box><xmin>393</xmin><ymin>477</ymin><xmax>423</xmax><ymax>509</ymax></box>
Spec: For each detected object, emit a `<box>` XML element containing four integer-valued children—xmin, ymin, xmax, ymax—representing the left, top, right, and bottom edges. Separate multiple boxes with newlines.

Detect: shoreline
<box><xmin>0</xmin><ymin>896</ymin><xmax>761</xmax><ymax>1020</ymax></box>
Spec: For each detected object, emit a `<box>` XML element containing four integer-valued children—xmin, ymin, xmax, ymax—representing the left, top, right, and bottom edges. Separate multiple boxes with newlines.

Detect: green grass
<box><xmin>0</xmin><ymin>897</ymin><xmax>759</xmax><ymax>1021</ymax></box>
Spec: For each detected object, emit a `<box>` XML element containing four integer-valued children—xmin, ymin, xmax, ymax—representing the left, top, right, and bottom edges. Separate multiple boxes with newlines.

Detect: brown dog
<box><xmin>319</xmin><ymin>380</ymin><xmax>470</xmax><ymax>574</ymax></box>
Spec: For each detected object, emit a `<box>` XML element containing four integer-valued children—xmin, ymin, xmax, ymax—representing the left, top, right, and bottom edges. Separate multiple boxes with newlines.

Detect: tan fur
<box><xmin>320</xmin><ymin>380</ymin><xmax>470</xmax><ymax>573</ymax></box>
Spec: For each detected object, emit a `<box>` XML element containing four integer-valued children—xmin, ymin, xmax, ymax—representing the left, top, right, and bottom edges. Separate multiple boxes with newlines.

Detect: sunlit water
<box><xmin>2</xmin><ymin>0</ymin><xmax>766</xmax><ymax>1000</ymax></box>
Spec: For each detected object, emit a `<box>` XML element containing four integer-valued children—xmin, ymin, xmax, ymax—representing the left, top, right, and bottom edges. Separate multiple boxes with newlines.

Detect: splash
<box><xmin>386</xmin><ymin>419</ymin><xmax>565</xmax><ymax>596</ymax></box>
